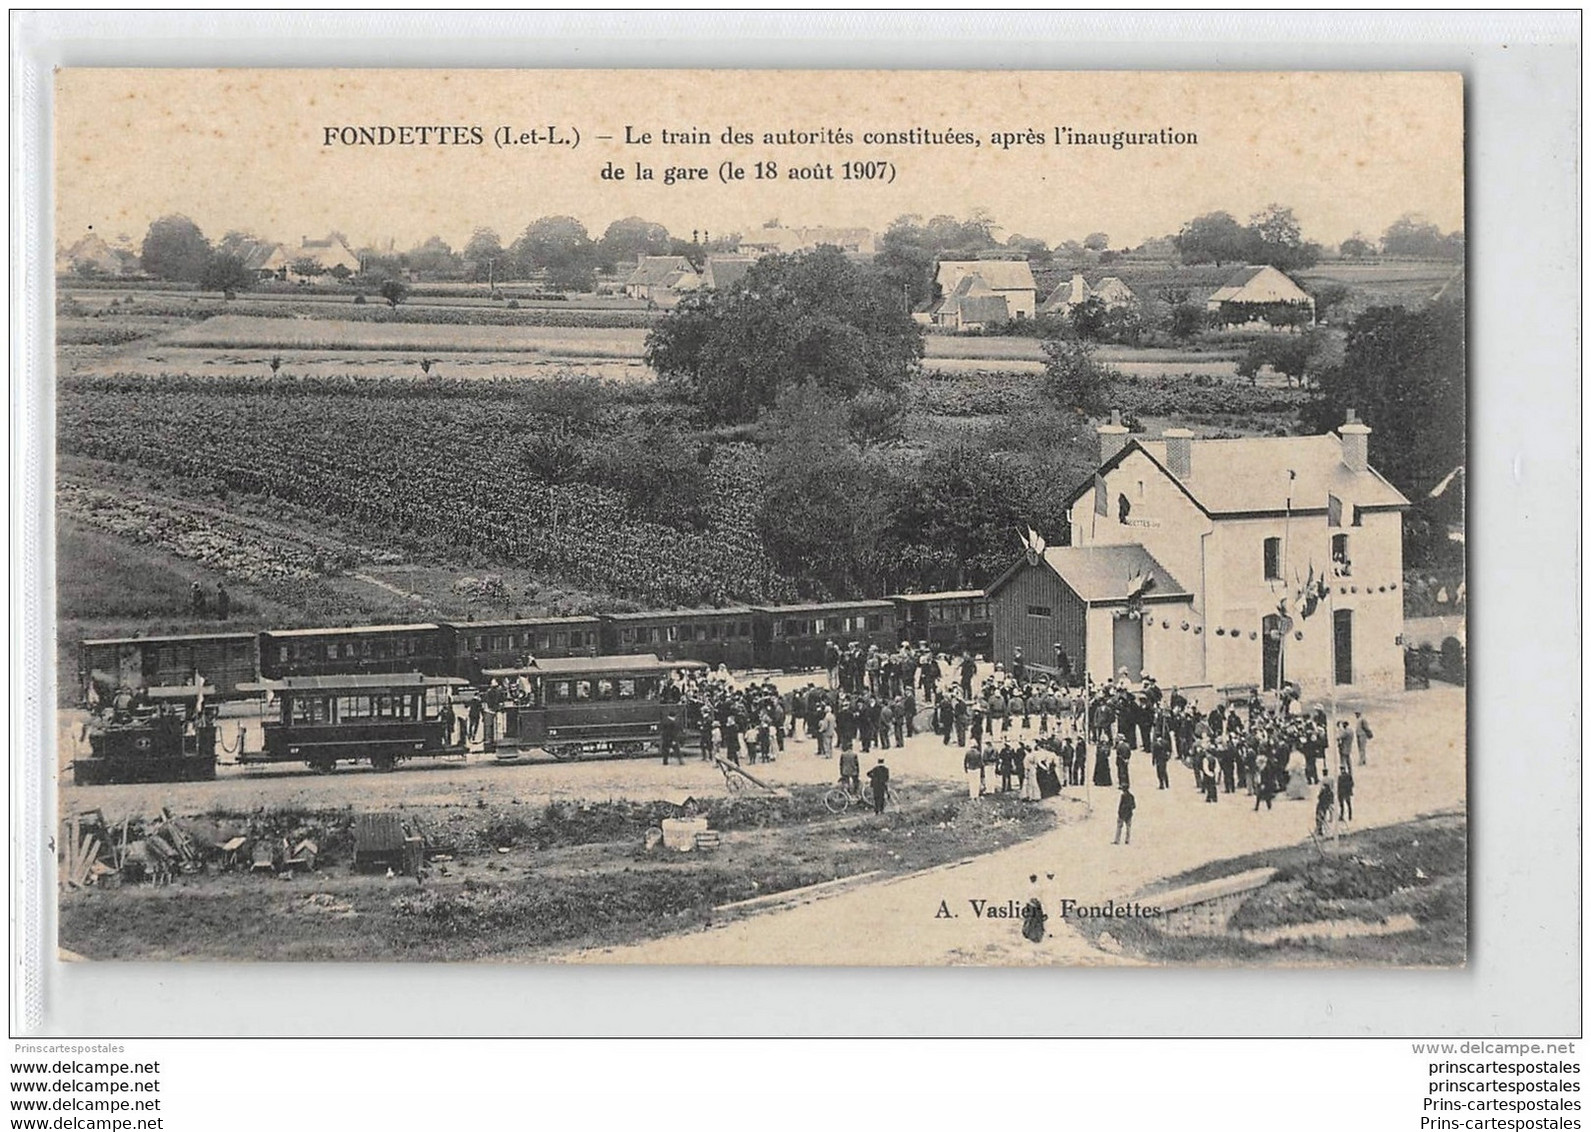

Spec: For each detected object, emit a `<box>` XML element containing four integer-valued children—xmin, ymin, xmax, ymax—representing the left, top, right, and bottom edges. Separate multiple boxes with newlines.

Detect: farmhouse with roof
<box><xmin>987</xmin><ymin>409</ymin><xmax>1407</xmax><ymax>697</ymax></box>
<box><xmin>1040</xmin><ymin>272</ymin><xmax>1137</xmax><ymax>315</ymax></box>
<box><xmin>931</xmin><ymin>273</ymin><xmax>1012</xmax><ymax>331</ymax></box>
<box><xmin>623</xmin><ymin>255</ymin><xmax>699</xmax><ymax>305</ymax></box>
<box><xmin>1204</xmin><ymin>264</ymin><xmax>1315</xmax><ymax>327</ymax></box>
<box><xmin>261</xmin><ymin>234</ymin><xmax>363</xmax><ymax>279</ymax></box>
<box><xmin>931</xmin><ymin>259</ymin><xmax>1037</xmax><ymax>325</ymax></box>
<box><xmin>56</xmin><ymin>231</ymin><xmax>140</xmax><ymax>277</ymax></box>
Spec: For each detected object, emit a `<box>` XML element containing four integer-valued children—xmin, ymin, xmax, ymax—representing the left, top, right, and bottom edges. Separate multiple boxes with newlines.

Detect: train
<box><xmin>76</xmin><ymin>591</ymin><xmax>995</xmax><ymax>703</ymax></box>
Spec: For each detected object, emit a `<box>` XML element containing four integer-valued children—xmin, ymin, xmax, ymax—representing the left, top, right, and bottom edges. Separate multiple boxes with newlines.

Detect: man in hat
<box><xmin>1011</xmin><ymin>647</ymin><xmax>1026</xmax><ymax>687</ymax></box>
<box><xmin>1354</xmin><ymin>712</ymin><xmax>1373</xmax><ymax>766</ymax></box>
<box><xmin>1113</xmin><ymin>784</ymin><xmax>1135</xmax><ymax>845</ymax></box>
<box><xmin>866</xmin><ymin>757</ymin><xmax>891</xmax><ymax>814</ymax></box>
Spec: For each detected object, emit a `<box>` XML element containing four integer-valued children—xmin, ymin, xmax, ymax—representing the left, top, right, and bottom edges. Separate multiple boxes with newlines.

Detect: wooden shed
<box><xmin>352</xmin><ymin>812</ymin><xmax>421</xmax><ymax>875</ymax></box>
<box><xmin>986</xmin><ymin>544</ymin><xmax>1194</xmax><ymax>685</ymax></box>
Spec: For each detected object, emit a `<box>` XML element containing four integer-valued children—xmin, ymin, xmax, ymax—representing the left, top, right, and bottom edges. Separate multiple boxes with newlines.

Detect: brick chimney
<box><xmin>1097</xmin><ymin>409</ymin><xmax>1129</xmax><ymax>464</ymax></box>
<box><xmin>1340</xmin><ymin>408</ymin><xmax>1371</xmax><ymax>474</ymax></box>
<box><xmin>1163</xmin><ymin>428</ymin><xmax>1194</xmax><ymax>479</ymax></box>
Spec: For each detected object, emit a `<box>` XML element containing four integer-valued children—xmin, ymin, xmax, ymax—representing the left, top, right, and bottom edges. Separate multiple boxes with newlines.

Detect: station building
<box><xmin>988</xmin><ymin>410</ymin><xmax>1408</xmax><ymax>697</ymax></box>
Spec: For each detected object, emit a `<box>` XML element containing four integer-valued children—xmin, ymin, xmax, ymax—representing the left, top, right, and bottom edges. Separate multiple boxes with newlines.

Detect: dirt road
<box><xmin>556</xmin><ymin>684</ymin><xmax>1466</xmax><ymax>966</ymax></box>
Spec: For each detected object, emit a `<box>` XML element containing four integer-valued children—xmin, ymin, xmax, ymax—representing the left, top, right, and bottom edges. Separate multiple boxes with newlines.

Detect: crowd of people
<box><xmin>645</xmin><ymin>639</ymin><xmax>1375</xmax><ymax>836</ymax></box>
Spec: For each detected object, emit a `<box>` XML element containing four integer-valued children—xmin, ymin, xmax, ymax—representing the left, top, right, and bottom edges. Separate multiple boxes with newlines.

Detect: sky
<box><xmin>55</xmin><ymin>69</ymin><xmax>1464</xmax><ymax>254</ymax></box>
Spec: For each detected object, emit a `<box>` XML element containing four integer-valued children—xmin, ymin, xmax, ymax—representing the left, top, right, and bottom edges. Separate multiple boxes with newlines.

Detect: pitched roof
<box><xmin>702</xmin><ymin>256</ymin><xmax>754</xmax><ymax>289</ymax></box>
<box><xmin>1205</xmin><ymin>264</ymin><xmax>1311</xmax><ymax>305</ymax></box>
<box><xmin>958</xmin><ymin>294</ymin><xmax>1010</xmax><ymax>324</ymax></box>
<box><xmin>936</xmin><ymin>259</ymin><xmax>1036</xmax><ymax>294</ymax></box>
<box><xmin>625</xmin><ymin>255</ymin><xmax>697</xmax><ymax>286</ymax></box>
<box><xmin>1069</xmin><ymin>433</ymin><xmax>1411</xmax><ymax>516</ymax></box>
<box><xmin>990</xmin><ymin>545</ymin><xmax>1191</xmax><ymax>605</ymax></box>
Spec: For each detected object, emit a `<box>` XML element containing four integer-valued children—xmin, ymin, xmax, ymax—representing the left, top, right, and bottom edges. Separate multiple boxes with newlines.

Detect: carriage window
<box><xmin>595</xmin><ymin>679</ymin><xmax>615</xmax><ymax>700</ymax></box>
<box><xmin>739</xmin><ymin>621</ymin><xmax>751</xmax><ymax>637</ymax></box>
<box><xmin>279</xmin><ymin>646</ymin><xmax>290</xmax><ymax>664</ymax></box>
<box><xmin>327</xmin><ymin>644</ymin><xmax>340</xmax><ymax>661</ymax></box>
<box><xmin>621</xmin><ymin>628</ymin><xmax>636</xmax><ymax>645</ymax></box>
<box><xmin>553</xmin><ymin>631</ymin><xmax>568</xmax><ymax>648</ymax></box>
<box><xmin>290</xmin><ymin>697</ymin><xmax>330</xmax><ymax>725</ymax></box>
<box><xmin>547</xmin><ymin>681</ymin><xmax>571</xmax><ymax>703</ymax></box>
<box><xmin>570</xmin><ymin>631</ymin><xmax>584</xmax><ymax>648</ymax></box>
<box><xmin>974</xmin><ymin>601</ymin><xmax>990</xmax><ymax>620</ymax></box>
<box><xmin>617</xmin><ymin>679</ymin><xmax>637</xmax><ymax>700</ymax></box>
<box><xmin>867</xmin><ymin>615</ymin><xmax>882</xmax><ymax>631</ymax></box>
<box><xmin>574</xmin><ymin>681</ymin><xmax>592</xmax><ymax>701</ymax></box>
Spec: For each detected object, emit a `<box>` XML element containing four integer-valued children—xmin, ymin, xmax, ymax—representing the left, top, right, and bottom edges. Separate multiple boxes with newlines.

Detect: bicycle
<box><xmin>823</xmin><ymin>781</ymin><xmax>898</xmax><ymax>814</ymax></box>
<box><xmin>1309</xmin><ymin>800</ymin><xmax>1342</xmax><ymax>852</ymax></box>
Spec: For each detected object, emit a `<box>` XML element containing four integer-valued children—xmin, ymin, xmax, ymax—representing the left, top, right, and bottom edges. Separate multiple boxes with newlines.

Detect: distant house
<box><xmin>56</xmin><ymin>232</ymin><xmax>139</xmax><ymax>277</ymax></box>
<box><xmin>700</xmin><ymin>255</ymin><xmax>755</xmax><ymax>290</ymax></box>
<box><xmin>934</xmin><ymin>259</ymin><xmax>1036</xmax><ymax>321</ymax></box>
<box><xmin>1204</xmin><ymin>265</ymin><xmax>1315</xmax><ymax>327</ymax></box>
<box><xmin>739</xmin><ymin>225</ymin><xmax>875</xmax><ymax>257</ymax></box>
<box><xmin>261</xmin><ymin>234</ymin><xmax>363</xmax><ymax>280</ymax></box>
<box><xmin>623</xmin><ymin>255</ymin><xmax>699</xmax><ymax>305</ymax></box>
<box><xmin>1040</xmin><ymin>272</ymin><xmax>1137</xmax><ymax>315</ymax></box>
<box><xmin>930</xmin><ymin>273</ymin><xmax>1010</xmax><ymax>331</ymax></box>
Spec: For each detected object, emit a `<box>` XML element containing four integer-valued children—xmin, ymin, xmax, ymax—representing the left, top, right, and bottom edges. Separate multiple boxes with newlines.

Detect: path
<box><xmin>558</xmin><ymin>685</ymin><xmax>1466</xmax><ymax>966</ymax></box>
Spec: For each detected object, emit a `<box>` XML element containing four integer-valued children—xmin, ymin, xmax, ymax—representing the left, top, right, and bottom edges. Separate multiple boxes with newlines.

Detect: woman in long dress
<box><xmin>1019</xmin><ymin>746</ymin><xmax>1042</xmax><ymax>801</ymax></box>
<box><xmin>1285</xmin><ymin>747</ymin><xmax>1309</xmax><ymax>800</ymax></box>
<box><xmin>1092</xmin><ymin>736</ymin><xmax>1113</xmax><ymax>787</ymax></box>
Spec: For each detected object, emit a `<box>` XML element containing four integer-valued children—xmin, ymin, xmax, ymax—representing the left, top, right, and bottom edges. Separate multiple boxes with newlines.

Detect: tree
<box><xmin>598</xmin><ymin>216</ymin><xmax>672</xmax><ymax>272</ymax></box>
<box><xmin>1235</xmin><ymin>330</ymin><xmax>1323</xmax><ymax>387</ymax></box>
<box><xmin>1247</xmin><ymin>203</ymin><xmax>1320</xmax><ymax>270</ymax></box>
<box><xmin>1039</xmin><ymin>334</ymin><xmax>1116</xmax><ymax>415</ymax></box>
<box><xmin>140</xmin><ymin>214</ymin><xmax>213</xmax><ymax>282</ymax></box>
<box><xmin>1173</xmin><ymin>211</ymin><xmax>1254</xmax><ymax>266</ymax></box>
<box><xmin>513</xmin><ymin>215</ymin><xmax>598</xmax><ymax>291</ymax></box>
<box><xmin>1083</xmin><ymin>231</ymin><xmax>1110</xmax><ymax>252</ymax></box>
<box><xmin>645</xmin><ymin>246</ymin><xmax>924</xmax><ymax>424</ymax></box>
<box><xmin>1168</xmin><ymin>302</ymin><xmax>1208</xmax><ymax>341</ymax></box>
<box><xmin>379</xmin><ymin>279</ymin><xmax>410</xmax><ymax>308</ymax></box>
<box><xmin>1300</xmin><ymin>302</ymin><xmax>1465</xmax><ymax>501</ymax></box>
<box><xmin>1307</xmin><ymin>281</ymin><xmax>1353</xmax><ymax>323</ymax></box>
<box><xmin>463</xmin><ymin>227</ymin><xmax>505</xmax><ymax>282</ymax></box>
<box><xmin>408</xmin><ymin>236</ymin><xmax>461</xmax><ymax>278</ymax></box>
<box><xmin>1339</xmin><ymin>232</ymin><xmax>1376</xmax><ymax>259</ymax></box>
<box><xmin>757</xmin><ymin>382</ymin><xmax>893</xmax><ymax>596</ymax></box>
<box><xmin>290</xmin><ymin>256</ymin><xmax>326</xmax><ymax>278</ymax></box>
<box><xmin>201</xmin><ymin>252</ymin><xmax>255</xmax><ymax>295</ymax></box>
<box><xmin>216</xmin><ymin>230</ymin><xmax>264</xmax><ymax>259</ymax></box>
<box><xmin>1381</xmin><ymin>214</ymin><xmax>1442</xmax><ymax>257</ymax></box>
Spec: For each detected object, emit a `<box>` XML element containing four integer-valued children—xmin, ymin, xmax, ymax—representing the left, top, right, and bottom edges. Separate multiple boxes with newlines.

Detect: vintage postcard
<box><xmin>53</xmin><ymin>69</ymin><xmax>1465</xmax><ymax>966</ymax></box>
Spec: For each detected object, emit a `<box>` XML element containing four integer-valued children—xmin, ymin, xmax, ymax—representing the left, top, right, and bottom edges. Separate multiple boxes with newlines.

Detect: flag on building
<box><xmin>1094</xmin><ymin>473</ymin><xmax>1108</xmax><ymax>516</ymax></box>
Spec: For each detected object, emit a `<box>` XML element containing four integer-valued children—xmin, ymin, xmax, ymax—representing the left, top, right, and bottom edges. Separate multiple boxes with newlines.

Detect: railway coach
<box><xmin>483</xmin><ymin>654</ymin><xmax>708</xmax><ymax>761</ymax></box>
<box><xmin>258</xmin><ymin>623</ymin><xmax>448</xmax><ymax>680</ymax></box>
<box><xmin>888</xmin><ymin>590</ymin><xmax>994</xmax><ymax>657</ymax></box>
<box><xmin>600</xmin><ymin>606</ymin><xmax>758</xmax><ymax>670</ymax></box>
<box><xmin>441</xmin><ymin>616</ymin><xmax>601</xmax><ymax>684</ymax></box>
<box><xmin>752</xmin><ymin>599</ymin><xmax>897</xmax><ymax>669</ymax></box>
<box><xmin>78</xmin><ymin>631</ymin><xmax>259</xmax><ymax>702</ymax></box>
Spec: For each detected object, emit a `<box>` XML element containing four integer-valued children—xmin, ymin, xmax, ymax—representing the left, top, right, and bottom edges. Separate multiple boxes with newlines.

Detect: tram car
<box><xmin>484</xmin><ymin>654</ymin><xmax>707</xmax><ymax>761</ymax></box>
<box><xmin>258</xmin><ymin>623</ymin><xmax>448</xmax><ymax>680</ymax></box>
<box><xmin>239</xmin><ymin>672</ymin><xmax>467</xmax><ymax>772</ymax></box>
<box><xmin>888</xmin><ymin>590</ymin><xmax>994</xmax><ymax>657</ymax></box>
<box><xmin>72</xmin><ymin>684</ymin><xmax>219</xmax><ymax>785</ymax></box>
<box><xmin>753</xmin><ymin>599</ymin><xmax>897</xmax><ymax>669</ymax></box>
<box><xmin>600</xmin><ymin>606</ymin><xmax>758</xmax><ymax>669</ymax></box>
<box><xmin>78</xmin><ymin>631</ymin><xmax>258</xmax><ymax>702</ymax></box>
<box><xmin>441</xmin><ymin>616</ymin><xmax>601</xmax><ymax>685</ymax></box>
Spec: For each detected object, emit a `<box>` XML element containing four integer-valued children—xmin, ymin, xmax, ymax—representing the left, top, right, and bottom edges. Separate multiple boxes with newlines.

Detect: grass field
<box><xmin>1069</xmin><ymin>813</ymin><xmax>1466</xmax><ymax>966</ymax></box>
<box><xmin>163</xmin><ymin>315</ymin><xmax>654</xmax><ymax>355</ymax></box>
<box><xmin>59</xmin><ymin>784</ymin><xmax>1056</xmax><ymax>961</ymax></box>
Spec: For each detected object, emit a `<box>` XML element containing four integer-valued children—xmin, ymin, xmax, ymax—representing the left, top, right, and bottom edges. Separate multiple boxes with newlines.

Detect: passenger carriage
<box><xmin>440</xmin><ymin>616</ymin><xmax>601</xmax><ymax>684</ymax></box>
<box><xmin>483</xmin><ymin>654</ymin><xmax>708</xmax><ymax>761</ymax></box>
<box><xmin>238</xmin><ymin>672</ymin><xmax>467</xmax><ymax>773</ymax></box>
<box><xmin>258</xmin><ymin>624</ymin><xmax>447</xmax><ymax>680</ymax></box>
<box><xmin>78</xmin><ymin>632</ymin><xmax>259</xmax><ymax>702</ymax></box>
<box><xmin>599</xmin><ymin>607</ymin><xmax>757</xmax><ymax>669</ymax></box>
<box><xmin>752</xmin><ymin>600</ymin><xmax>897</xmax><ymax>669</ymax></box>
<box><xmin>888</xmin><ymin>590</ymin><xmax>994</xmax><ymax>657</ymax></box>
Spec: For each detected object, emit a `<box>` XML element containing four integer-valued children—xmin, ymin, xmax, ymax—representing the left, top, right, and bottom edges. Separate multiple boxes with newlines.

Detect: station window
<box><xmin>1331</xmin><ymin>533</ymin><xmax>1351</xmax><ymax>576</ymax></box>
<box><xmin>1027</xmin><ymin>605</ymin><xmax>1053</xmax><ymax>618</ymax></box>
<box><xmin>1263</xmin><ymin>536</ymin><xmax>1282</xmax><ymax>581</ymax></box>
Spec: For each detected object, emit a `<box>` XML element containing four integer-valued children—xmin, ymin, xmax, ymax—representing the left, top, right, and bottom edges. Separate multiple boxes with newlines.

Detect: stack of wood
<box><xmin>59</xmin><ymin>811</ymin><xmax>118</xmax><ymax>890</ymax></box>
<box><xmin>59</xmin><ymin>807</ymin><xmax>211</xmax><ymax>889</ymax></box>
